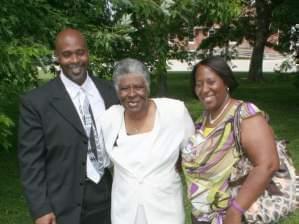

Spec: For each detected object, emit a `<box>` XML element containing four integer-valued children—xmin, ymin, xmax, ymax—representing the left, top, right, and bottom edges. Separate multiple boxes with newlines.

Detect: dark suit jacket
<box><xmin>18</xmin><ymin>75</ymin><xmax>118</xmax><ymax>223</ymax></box>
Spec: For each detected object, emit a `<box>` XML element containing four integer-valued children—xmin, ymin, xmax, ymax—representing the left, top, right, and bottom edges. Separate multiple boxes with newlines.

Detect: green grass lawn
<box><xmin>0</xmin><ymin>72</ymin><xmax>298</xmax><ymax>223</ymax></box>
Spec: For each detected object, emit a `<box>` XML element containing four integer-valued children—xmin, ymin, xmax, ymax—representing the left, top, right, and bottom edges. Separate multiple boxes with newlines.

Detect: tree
<box><xmin>272</xmin><ymin>0</ymin><xmax>299</xmax><ymax>52</ymax></box>
<box><xmin>0</xmin><ymin>0</ymin><xmax>135</xmax><ymax>150</ymax></box>
<box><xmin>198</xmin><ymin>0</ymin><xmax>299</xmax><ymax>80</ymax></box>
<box><xmin>0</xmin><ymin>0</ymin><xmax>255</xmax><ymax>150</ymax></box>
<box><xmin>0</xmin><ymin>0</ymin><xmax>58</xmax><ymax>150</ymax></box>
<box><xmin>109</xmin><ymin>0</ymin><xmax>242</xmax><ymax>95</ymax></box>
<box><xmin>248</xmin><ymin>0</ymin><xmax>299</xmax><ymax>80</ymax></box>
<box><xmin>248</xmin><ymin>0</ymin><xmax>273</xmax><ymax>80</ymax></box>
<box><xmin>109</xmin><ymin>0</ymin><xmax>196</xmax><ymax>95</ymax></box>
<box><xmin>190</xmin><ymin>1</ymin><xmax>246</xmax><ymax>66</ymax></box>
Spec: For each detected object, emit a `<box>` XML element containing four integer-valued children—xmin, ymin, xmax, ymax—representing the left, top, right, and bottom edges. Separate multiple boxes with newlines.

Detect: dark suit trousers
<box><xmin>80</xmin><ymin>170</ymin><xmax>112</xmax><ymax>224</ymax></box>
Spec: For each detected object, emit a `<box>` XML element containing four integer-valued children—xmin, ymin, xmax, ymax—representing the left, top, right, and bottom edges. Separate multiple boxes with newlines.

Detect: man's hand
<box><xmin>35</xmin><ymin>213</ymin><xmax>56</xmax><ymax>224</ymax></box>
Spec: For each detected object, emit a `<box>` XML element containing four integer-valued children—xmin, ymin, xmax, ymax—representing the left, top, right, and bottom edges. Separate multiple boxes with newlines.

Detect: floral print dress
<box><xmin>182</xmin><ymin>101</ymin><xmax>262</xmax><ymax>224</ymax></box>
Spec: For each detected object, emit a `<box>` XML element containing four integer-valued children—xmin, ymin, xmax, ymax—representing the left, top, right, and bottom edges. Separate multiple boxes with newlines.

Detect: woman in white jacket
<box><xmin>99</xmin><ymin>58</ymin><xmax>195</xmax><ymax>224</ymax></box>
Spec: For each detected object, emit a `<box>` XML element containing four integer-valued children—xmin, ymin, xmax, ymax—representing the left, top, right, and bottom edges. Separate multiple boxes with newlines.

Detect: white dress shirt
<box><xmin>60</xmin><ymin>71</ymin><xmax>110</xmax><ymax>183</ymax></box>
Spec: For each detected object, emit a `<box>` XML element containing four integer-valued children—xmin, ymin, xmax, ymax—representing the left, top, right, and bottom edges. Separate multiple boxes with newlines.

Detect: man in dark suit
<box><xmin>18</xmin><ymin>28</ymin><xmax>118</xmax><ymax>224</ymax></box>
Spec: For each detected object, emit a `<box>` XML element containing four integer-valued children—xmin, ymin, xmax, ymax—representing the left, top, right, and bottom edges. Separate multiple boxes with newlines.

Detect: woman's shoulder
<box><xmin>153</xmin><ymin>97</ymin><xmax>187</xmax><ymax>119</ymax></box>
<box><xmin>153</xmin><ymin>97</ymin><xmax>184</xmax><ymax>106</ymax></box>
<box><xmin>153</xmin><ymin>97</ymin><xmax>186</xmax><ymax>111</ymax></box>
<box><xmin>237</xmin><ymin>101</ymin><xmax>266</xmax><ymax>120</ymax></box>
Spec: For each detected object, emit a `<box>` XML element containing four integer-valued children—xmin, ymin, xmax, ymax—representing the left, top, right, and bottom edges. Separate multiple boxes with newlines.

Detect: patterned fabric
<box><xmin>182</xmin><ymin>101</ymin><xmax>262</xmax><ymax>224</ymax></box>
<box><xmin>82</xmin><ymin>93</ymin><xmax>105</xmax><ymax>179</ymax></box>
<box><xmin>231</xmin><ymin>104</ymin><xmax>297</xmax><ymax>223</ymax></box>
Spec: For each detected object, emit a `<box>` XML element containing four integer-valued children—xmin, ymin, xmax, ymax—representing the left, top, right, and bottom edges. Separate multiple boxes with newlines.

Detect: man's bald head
<box><xmin>54</xmin><ymin>28</ymin><xmax>89</xmax><ymax>85</ymax></box>
<box><xmin>55</xmin><ymin>28</ymin><xmax>87</xmax><ymax>53</ymax></box>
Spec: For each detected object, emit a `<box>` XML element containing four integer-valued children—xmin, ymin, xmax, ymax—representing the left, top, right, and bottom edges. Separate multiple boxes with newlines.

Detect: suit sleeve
<box><xmin>18</xmin><ymin>95</ymin><xmax>52</xmax><ymax>220</ymax></box>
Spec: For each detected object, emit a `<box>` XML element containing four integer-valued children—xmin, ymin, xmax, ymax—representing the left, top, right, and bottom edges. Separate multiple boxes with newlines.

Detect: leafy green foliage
<box><xmin>1</xmin><ymin>0</ymin><xmax>297</xmax><ymax>151</ymax></box>
<box><xmin>0</xmin><ymin>0</ymin><xmax>60</xmax><ymax>150</ymax></box>
<box><xmin>0</xmin><ymin>0</ymin><xmax>137</xmax><ymax>150</ymax></box>
<box><xmin>0</xmin><ymin>114</ymin><xmax>14</xmax><ymax>151</ymax></box>
<box><xmin>272</xmin><ymin>0</ymin><xmax>299</xmax><ymax>52</ymax></box>
<box><xmin>197</xmin><ymin>0</ymin><xmax>299</xmax><ymax>80</ymax></box>
<box><xmin>106</xmin><ymin>0</ymin><xmax>243</xmax><ymax>94</ymax></box>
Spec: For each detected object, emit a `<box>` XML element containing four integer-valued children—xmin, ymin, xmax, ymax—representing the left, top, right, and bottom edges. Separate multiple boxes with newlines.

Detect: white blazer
<box><xmin>100</xmin><ymin>98</ymin><xmax>195</xmax><ymax>224</ymax></box>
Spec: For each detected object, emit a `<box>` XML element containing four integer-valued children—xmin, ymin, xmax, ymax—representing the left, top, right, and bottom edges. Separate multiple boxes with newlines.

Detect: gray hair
<box><xmin>112</xmin><ymin>58</ymin><xmax>150</xmax><ymax>92</ymax></box>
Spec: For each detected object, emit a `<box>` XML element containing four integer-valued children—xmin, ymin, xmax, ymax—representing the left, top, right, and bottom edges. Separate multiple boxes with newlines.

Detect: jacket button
<box><xmin>83</xmin><ymin>139</ymin><xmax>88</xmax><ymax>144</ymax></box>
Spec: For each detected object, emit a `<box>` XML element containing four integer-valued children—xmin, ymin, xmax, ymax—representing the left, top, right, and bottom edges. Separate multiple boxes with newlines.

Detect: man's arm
<box><xmin>18</xmin><ymin>95</ymin><xmax>53</xmax><ymax>220</ymax></box>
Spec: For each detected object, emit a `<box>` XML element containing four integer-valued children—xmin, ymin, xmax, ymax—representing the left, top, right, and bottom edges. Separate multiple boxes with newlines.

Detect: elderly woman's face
<box><xmin>194</xmin><ymin>65</ymin><xmax>228</xmax><ymax>113</ymax></box>
<box><xmin>117</xmin><ymin>74</ymin><xmax>149</xmax><ymax>114</ymax></box>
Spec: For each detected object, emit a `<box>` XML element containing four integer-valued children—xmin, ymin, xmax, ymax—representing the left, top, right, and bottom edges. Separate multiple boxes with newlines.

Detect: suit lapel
<box><xmin>49</xmin><ymin>77</ymin><xmax>87</xmax><ymax>137</ymax></box>
<box><xmin>90</xmin><ymin>75</ymin><xmax>112</xmax><ymax>109</ymax></box>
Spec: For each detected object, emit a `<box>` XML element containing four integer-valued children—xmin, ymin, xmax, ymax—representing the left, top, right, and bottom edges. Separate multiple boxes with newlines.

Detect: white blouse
<box><xmin>100</xmin><ymin>98</ymin><xmax>195</xmax><ymax>224</ymax></box>
<box><xmin>114</xmin><ymin>112</ymin><xmax>159</xmax><ymax>224</ymax></box>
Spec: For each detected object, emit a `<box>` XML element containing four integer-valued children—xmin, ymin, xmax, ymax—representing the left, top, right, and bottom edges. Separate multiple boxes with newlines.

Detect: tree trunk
<box><xmin>248</xmin><ymin>0</ymin><xmax>272</xmax><ymax>81</ymax></box>
<box><xmin>248</xmin><ymin>33</ymin><xmax>267</xmax><ymax>81</ymax></box>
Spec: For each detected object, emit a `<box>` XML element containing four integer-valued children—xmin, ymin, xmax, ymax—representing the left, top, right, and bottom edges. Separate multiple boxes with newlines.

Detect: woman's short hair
<box><xmin>113</xmin><ymin>58</ymin><xmax>150</xmax><ymax>92</ymax></box>
<box><xmin>191</xmin><ymin>56</ymin><xmax>238</xmax><ymax>97</ymax></box>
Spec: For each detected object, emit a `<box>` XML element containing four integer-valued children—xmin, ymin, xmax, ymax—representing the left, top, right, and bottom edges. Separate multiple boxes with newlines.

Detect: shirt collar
<box><xmin>81</xmin><ymin>75</ymin><xmax>94</xmax><ymax>97</ymax></box>
<box><xmin>60</xmin><ymin>71</ymin><xmax>93</xmax><ymax>99</ymax></box>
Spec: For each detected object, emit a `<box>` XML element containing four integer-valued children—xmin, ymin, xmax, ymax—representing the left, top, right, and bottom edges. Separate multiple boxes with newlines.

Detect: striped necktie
<box><xmin>82</xmin><ymin>93</ymin><xmax>105</xmax><ymax>180</ymax></box>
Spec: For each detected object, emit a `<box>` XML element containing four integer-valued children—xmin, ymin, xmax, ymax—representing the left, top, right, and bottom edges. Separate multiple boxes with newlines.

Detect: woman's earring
<box><xmin>226</xmin><ymin>87</ymin><xmax>230</xmax><ymax>92</ymax></box>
